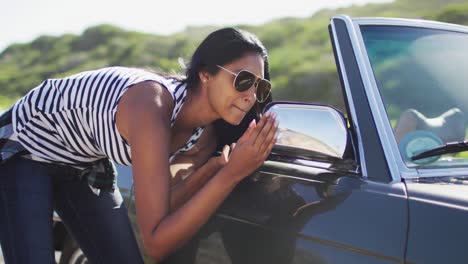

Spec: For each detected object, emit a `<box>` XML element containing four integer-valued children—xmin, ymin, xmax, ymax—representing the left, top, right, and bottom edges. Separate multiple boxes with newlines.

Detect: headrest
<box><xmin>394</xmin><ymin>108</ymin><xmax>466</xmax><ymax>144</ymax></box>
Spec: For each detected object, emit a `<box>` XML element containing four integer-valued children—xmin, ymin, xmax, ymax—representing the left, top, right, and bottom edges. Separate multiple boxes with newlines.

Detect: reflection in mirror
<box><xmin>266</xmin><ymin>103</ymin><xmax>348</xmax><ymax>160</ymax></box>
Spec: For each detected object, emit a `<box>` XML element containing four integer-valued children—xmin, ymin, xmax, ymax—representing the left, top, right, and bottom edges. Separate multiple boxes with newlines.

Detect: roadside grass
<box><xmin>0</xmin><ymin>95</ymin><xmax>17</xmax><ymax>112</ymax></box>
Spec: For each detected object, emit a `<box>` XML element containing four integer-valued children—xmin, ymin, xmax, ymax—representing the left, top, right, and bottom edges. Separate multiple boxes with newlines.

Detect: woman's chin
<box><xmin>223</xmin><ymin>114</ymin><xmax>244</xmax><ymax>126</ymax></box>
<box><xmin>220</xmin><ymin>106</ymin><xmax>250</xmax><ymax>126</ymax></box>
<box><xmin>225</xmin><ymin>118</ymin><xmax>242</xmax><ymax>126</ymax></box>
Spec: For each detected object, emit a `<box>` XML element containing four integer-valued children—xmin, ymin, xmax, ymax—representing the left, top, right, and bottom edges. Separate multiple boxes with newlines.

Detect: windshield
<box><xmin>361</xmin><ymin>25</ymin><xmax>468</xmax><ymax>168</ymax></box>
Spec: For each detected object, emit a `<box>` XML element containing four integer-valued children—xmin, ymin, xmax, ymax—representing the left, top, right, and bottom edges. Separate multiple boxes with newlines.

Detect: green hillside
<box><xmin>1</xmin><ymin>0</ymin><xmax>468</xmax><ymax>110</ymax></box>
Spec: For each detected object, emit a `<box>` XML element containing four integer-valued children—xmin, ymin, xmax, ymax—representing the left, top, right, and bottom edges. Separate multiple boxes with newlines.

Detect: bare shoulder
<box><xmin>121</xmin><ymin>81</ymin><xmax>174</xmax><ymax>111</ymax></box>
<box><xmin>116</xmin><ymin>81</ymin><xmax>175</xmax><ymax>143</ymax></box>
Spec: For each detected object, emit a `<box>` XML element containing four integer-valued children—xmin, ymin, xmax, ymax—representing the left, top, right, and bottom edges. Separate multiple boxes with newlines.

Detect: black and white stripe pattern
<box><xmin>11</xmin><ymin>67</ymin><xmax>204</xmax><ymax>166</ymax></box>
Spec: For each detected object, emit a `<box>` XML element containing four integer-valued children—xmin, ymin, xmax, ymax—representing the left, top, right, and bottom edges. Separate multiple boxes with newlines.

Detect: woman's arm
<box><xmin>170</xmin><ymin>155</ymin><xmax>222</xmax><ymax>211</ymax></box>
<box><xmin>118</xmin><ymin>81</ymin><xmax>277</xmax><ymax>262</ymax></box>
<box><xmin>169</xmin><ymin>126</ymin><xmax>228</xmax><ymax>211</ymax></box>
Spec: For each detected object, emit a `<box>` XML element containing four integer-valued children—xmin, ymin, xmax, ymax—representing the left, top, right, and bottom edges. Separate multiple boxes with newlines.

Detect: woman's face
<box><xmin>205</xmin><ymin>52</ymin><xmax>265</xmax><ymax>125</ymax></box>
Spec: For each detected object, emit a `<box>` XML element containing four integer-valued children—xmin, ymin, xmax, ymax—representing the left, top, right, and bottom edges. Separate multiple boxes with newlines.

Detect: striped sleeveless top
<box><xmin>10</xmin><ymin>66</ymin><xmax>204</xmax><ymax>166</ymax></box>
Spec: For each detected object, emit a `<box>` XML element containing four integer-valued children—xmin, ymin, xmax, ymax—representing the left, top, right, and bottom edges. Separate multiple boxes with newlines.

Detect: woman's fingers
<box><xmin>230</xmin><ymin>142</ymin><xmax>236</xmax><ymax>152</ymax></box>
<box><xmin>222</xmin><ymin>145</ymin><xmax>230</xmax><ymax>157</ymax></box>
<box><xmin>238</xmin><ymin>119</ymin><xmax>256</xmax><ymax>144</ymax></box>
<box><xmin>262</xmin><ymin>131</ymin><xmax>277</xmax><ymax>159</ymax></box>
<box><xmin>258</xmin><ymin>118</ymin><xmax>278</xmax><ymax>155</ymax></box>
<box><xmin>253</xmin><ymin>112</ymin><xmax>277</xmax><ymax>148</ymax></box>
<box><xmin>248</xmin><ymin>112</ymin><xmax>270</xmax><ymax>145</ymax></box>
<box><xmin>217</xmin><ymin>145</ymin><xmax>230</xmax><ymax>166</ymax></box>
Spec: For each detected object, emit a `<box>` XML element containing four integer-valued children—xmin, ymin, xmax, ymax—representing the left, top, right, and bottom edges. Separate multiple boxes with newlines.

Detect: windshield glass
<box><xmin>361</xmin><ymin>25</ymin><xmax>468</xmax><ymax>168</ymax></box>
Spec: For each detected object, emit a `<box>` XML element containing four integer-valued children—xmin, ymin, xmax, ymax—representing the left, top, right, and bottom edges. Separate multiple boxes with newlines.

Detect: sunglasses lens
<box><xmin>256</xmin><ymin>80</ymin><xmax>271</xmax><ymax>103</ymax></box>
<box><xmin>234</xmin><ymin>71</ymin><xmax>256</xmax><ymax>92</ymax></box>
<box><xmin>227</xmin><ymin>67</ymin><xmax>271</xmax><ymax>103</ymax></box>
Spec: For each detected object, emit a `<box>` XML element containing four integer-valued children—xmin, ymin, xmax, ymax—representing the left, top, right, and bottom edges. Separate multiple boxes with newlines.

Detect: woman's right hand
<box><xmin>222</xmin><ymin>112</ymin><xmax>278</xmax><ymax>182</ymax></box>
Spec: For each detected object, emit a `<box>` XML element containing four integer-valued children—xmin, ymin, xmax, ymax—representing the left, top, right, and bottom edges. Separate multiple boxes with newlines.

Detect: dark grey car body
<box><xmin>55</xmin><ymin>15</ymin><xmax>468</xmax><ymax>264</ymax></box>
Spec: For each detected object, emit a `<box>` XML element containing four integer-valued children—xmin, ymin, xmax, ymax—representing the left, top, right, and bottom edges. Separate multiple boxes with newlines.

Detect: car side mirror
<box><xmin>265</xmin><ymin>102</ymin><xmax>354</xmax><ymax>167</ymax></box>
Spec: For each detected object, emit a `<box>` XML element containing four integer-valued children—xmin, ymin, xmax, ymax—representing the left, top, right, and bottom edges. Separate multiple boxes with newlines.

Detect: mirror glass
<box><xmin>266</xmin><ymin>103</ymin><xmax>348</xmax><ymax>159</ymax></box>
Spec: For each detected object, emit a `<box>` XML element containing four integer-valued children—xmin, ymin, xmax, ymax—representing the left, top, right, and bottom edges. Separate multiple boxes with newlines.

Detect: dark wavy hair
<box><xmin>183</xmin><ymin>27</ymin><xmax>272</xmax><ymax>150</ymax></box>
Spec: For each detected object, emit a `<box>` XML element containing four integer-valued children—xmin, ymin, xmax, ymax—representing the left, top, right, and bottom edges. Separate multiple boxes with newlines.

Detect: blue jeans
<box><xmin>0</xmin><ymin>157</ymin><xmax>144</xmax><ymax>264</ymax></box>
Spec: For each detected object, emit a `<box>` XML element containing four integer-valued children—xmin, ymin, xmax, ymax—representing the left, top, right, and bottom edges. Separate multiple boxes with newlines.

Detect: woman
<box><xmin>0</xmin><ymin>28</ymin><xmax>277</xmax><ymax>263</ymax></box>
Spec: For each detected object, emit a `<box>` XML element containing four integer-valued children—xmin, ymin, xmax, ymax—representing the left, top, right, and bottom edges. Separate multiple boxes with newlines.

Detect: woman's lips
<box><xmin>233</xmin><ymin>105</ymin><xmax>248</xmax><ymax>113</ymax></box>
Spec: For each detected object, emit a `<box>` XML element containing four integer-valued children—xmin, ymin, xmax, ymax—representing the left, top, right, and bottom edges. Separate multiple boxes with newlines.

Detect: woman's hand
<box><xmin>222</xmin><ymin>112</ymin><xmax>278</xmax><ymax>182</ymax></box>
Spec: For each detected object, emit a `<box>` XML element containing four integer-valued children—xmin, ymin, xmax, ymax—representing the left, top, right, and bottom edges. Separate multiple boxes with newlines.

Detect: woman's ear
<box><xmin>198</xmin><ymin>71</ymin><xmax>210</xmax><ymax>83</ymax></box>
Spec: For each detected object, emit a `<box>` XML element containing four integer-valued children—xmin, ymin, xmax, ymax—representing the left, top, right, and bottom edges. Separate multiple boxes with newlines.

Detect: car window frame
<box><xmin>330</xmin><ymin>16</ymin><xmax>394</xmax><ymax>183</ymax></box>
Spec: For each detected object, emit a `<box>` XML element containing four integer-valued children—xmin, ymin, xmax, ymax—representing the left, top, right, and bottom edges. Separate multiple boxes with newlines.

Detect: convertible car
<box><xmin>54</xmin><ymin>15</ymin><xmax>468</xmax><ymax>264</ymax></box>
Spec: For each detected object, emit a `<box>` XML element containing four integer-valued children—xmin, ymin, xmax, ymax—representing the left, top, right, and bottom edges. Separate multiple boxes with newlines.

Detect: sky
<box><xmin>1</xmin><ymin>0</ymin><xmax>392</xmax><ymax>53</ymax></box>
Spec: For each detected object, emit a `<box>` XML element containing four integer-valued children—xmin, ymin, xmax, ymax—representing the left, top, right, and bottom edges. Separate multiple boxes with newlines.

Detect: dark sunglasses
<box><xmin>216</xmin><ymin>65</ymin><xmax>271</xmax><ymax>103</ymax></box>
